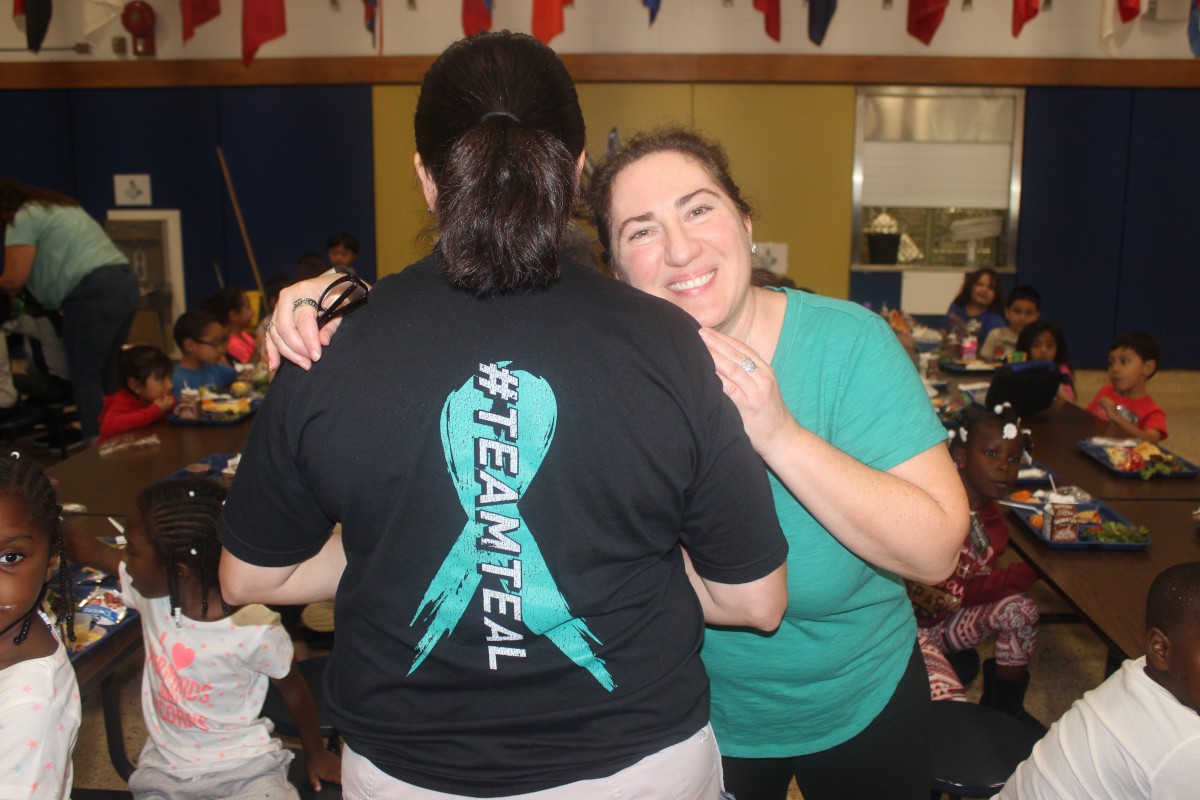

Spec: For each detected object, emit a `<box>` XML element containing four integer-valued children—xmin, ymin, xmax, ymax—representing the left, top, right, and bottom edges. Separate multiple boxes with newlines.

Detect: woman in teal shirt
<box><xmin>1</xmin><ymin>178</ymin><xmax>140</xmax><ymax>443</ymax></box>
<box><xmin>268</xmin><ymin>129</ymin><xmax>969</xmax><ymax>800</ymax></box>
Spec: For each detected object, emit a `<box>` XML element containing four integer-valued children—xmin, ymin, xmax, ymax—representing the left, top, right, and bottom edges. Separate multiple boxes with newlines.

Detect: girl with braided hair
<box><xmin>909</xmin><ymin>403</ymin><xmax>1043</xmax><ymax>730</ymax></box>
<box><xmin>66</xmin><ymin>478</ymin><xmax>339</xmax><ymax>798</ymax></box>
<box><xmin>0</xmin><ymin>448</ymin><xmax>80</xmax><ymax>800</ymax></box>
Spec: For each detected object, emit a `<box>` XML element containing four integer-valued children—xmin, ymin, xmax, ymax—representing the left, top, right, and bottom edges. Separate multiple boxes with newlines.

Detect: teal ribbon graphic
<box><xmin>409</xmin><ymin>362</ymin><xmax>615</xmax><ymax>691</ymax></box>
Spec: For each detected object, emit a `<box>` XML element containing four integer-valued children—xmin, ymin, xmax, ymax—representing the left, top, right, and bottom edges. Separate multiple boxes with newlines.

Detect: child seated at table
<box><xmin>64</xmin><ymin>479</ymin><xmax>340</xmax><ymax>798</ymax></box>
<box><xmin>203</xmin><ymin>287</ymin><xmax>256</xmax><ymax>365</ymax></box>
<box><xmin>908</xmin><ymin>404</ymin><xmax>1043</xmax><ymax>730</ymax></box>
<box><xmin>998</xmin><ymin>561</ymin><xmax>1200</xmax><ymax>799</ymax></box>
<box><xmin>171</xmin><ymin>310</ymin><xmax>237</xmax><ymax>401</ymax></box>
<box><xmin>0</xmin><ymin>450</ymin><xmax>81</xmax><ymax>800</ymax></box>
<box><xmin>944</xmin><ymin>267</ymin><xmax>1007</xmax><ymax>345</ymax></box>
<box><xmin>98</xmin><ymin>345</ymin><xmax>176</xmax><ymax>443</ymax></box>
<box><xmin>1086</xmin><ymin>331</ymin><xmax>1167</xmax><ymax>443</ymax></box>
<box><xmin>1016</xmin><ymin>321</ymin><xmax>1075</xmax><ymax>401</ymax></box>
<box><xmin>982</xmin><ymin>285</ymin><xmax>1041</xmax><ymax>361</ymax></box>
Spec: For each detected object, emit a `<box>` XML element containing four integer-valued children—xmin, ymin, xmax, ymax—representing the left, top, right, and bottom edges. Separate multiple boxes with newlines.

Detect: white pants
<box><xmin>342</xmin><ymin>724</ymin><xmax>724</xmax><ymax>800</ymax></box>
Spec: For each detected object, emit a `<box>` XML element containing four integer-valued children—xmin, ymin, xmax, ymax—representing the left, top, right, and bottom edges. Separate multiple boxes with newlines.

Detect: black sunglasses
<box><xmin>316</xmin><ymin>274</ymin><xmax>369</xmax><ymax>328</ymax></box>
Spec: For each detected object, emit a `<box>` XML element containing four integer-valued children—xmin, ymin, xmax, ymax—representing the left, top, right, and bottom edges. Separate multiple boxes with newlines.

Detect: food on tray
<box><xmin>79</xmin><ymin>589</ymin><xmax>128</xmax><ymax>625</ymax></box>
<box><xmin>1075</xmin><ymin>509</ymin><xmax>1101</xmax><ymax>525</ymax></box>
<box><xmin>1042</xmin><ymin>493</ymin><xmax>1078</xmax><ymax>543</ymax></box>
<box><xmin>69</xmin><ymin>624</ymin><xmax>106</xmax><ymax>652</ymax></box>
<box><xmin>229</xmin><ymin>380</ymin><xmax>252</xmax><ymax>397</ymax></box>
<box><xmin>1010</xmin><ymin>490</ymin><xmax>1036</xmax><ymax>503</ymax></box>
<box><xmin>200</xmin><ymin>394</ymin><xmax>251</xmax><ymax>415</ymax></box>
<box><xmin>887</xmin><ymin>308</ymin><xmax>910</xmax><ymax>333</ymax></box>
<box><xmin>1101</xmin><ymin>440</ymin><xmax>1190</xmax><ymax>479</ymax></box>
<box><xmin>1086</xmin><ymin>522</ymin><xmax>1150</xmax><ymax>544</ymax></box>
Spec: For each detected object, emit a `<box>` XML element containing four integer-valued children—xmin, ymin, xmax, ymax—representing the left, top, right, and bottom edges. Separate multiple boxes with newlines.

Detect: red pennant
<box><xmin>243</xmin><ymin>0</ymin><xmax>285</xmax><ymax>66</ymax></box>
<box><xmin>1118</xmin><ymin>0</ymin><xmax>1140</xmax><ymax>23</ymax></box>
<box><xmin>908</xmin><ymin>0</ymin><xmax>948</xmax><ymax>45</ymax></box>
<box><xmin>1012</xmin><ymin>0</ymin><xmax>1038</xmax><ymax>37</ymax></box>
<box><xmin>754</xmin><ymin>0</ymin><xmax>781</xmax><ymax>42</ymax></box>
<box><xmin>182</xmin><ymin>0</ymin><xmax>220</xmax><ymax>42</ymax></box>
<box><xmin>462</xmin><ymin>0</ymin><xmax>491</xmax><ymax>37</ymax></box>
<box><xmin>532</xmin><ymin>0</ymin><xmax>572</xmax><ymax>44</ymax></box>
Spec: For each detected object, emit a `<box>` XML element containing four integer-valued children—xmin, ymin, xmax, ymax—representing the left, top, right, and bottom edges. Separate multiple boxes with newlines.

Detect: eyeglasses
<box><xmin>316</xmin><ymin>274</ymin><xmax>369</xmax><ymax>328</ymax></box>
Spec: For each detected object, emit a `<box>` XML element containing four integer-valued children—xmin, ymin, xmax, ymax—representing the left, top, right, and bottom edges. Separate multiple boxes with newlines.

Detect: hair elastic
<box><xmin>481</xmin><ymin>110</ymin><xmax>520</xmax><ymax>124</ymax></box>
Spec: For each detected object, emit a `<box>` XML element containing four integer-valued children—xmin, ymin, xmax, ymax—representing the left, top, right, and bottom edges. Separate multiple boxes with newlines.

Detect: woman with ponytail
<box><xmin>219</xmin><ymin>32</ymin><xmax>787</xmax><ymax>799</ymax></box>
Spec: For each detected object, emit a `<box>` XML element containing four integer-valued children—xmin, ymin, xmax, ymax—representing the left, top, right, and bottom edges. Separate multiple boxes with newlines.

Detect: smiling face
<box><xmin>1107</xmin><ymin>347</ymin><xmax>1154</xmax><ymax>397</ymax></box>
<box><xmin>956</xmin><ymin>419</ymin><xmax>1023</xmax><ymax>508</ymax></box>
<box><xmin>607</xmin><ymin>151</ymin><xmax>755</xmax><ymax>335</ymax></box>
<box><xmin>969</xmin><ymin>273</ymin><xmax>997</xmax><ymax>312</ymax></box>
<box><xmin>0</xmin><ymin>495</ymin><xmax>52</xmax><ymax>651</ymax></box>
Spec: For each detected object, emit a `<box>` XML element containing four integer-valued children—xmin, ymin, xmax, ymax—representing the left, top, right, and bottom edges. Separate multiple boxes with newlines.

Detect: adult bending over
<box><xmin>1</xmin><ymin>178</ymin><xmax>140</xmax><ymax>443</ymax></box>
<box><xmin>219</xmin><ymin>34</ymin><xmax>787</xmax><ymax>800</ymax></box>
<box><xmin>270</xmin><ymin>127</ymin><xmax>967</xmax><ymax>800</ymax></box>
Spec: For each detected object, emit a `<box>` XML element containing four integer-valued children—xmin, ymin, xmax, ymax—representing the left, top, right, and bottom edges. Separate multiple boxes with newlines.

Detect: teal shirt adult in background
<box><xmin>703</xmin><ymin>289</ymin><xmax>948</xmax><ymax>758</ymax></box>
<box><xmin>5</xmin><ymin>203</ymin><xmax>129</xmax><ymax>308</ymax></box>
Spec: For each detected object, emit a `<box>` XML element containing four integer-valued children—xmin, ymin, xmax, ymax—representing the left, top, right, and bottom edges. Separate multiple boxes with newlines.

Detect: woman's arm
<box><xmin>266</xmin><ymin>272</ymin><xmax>370</xmax><ymax>371</ymax></box>
<box><xmin>219</xmin><ymin>527</ymin><xmax>346</xmax><ymax>606</ymax></box>
<box><xmin>681</xmin><ymin>550</ymin><xmax>787</xmax><ymax>631</ymax></box>
<box><xmin>1</xmin><ymin>245</ymin><xmax>34</xmax><ymax>296</ymax></box>
<box><xmin>699</xmin><ymin>328</ymin><xmax>967</xmax><ymax>585</ymax></box>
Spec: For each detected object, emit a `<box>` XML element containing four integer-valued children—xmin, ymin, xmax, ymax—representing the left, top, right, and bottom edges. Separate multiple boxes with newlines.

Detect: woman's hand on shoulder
<box><xmin>698</xmin><ymin>327</ymin><xmax>795</xmax><ymax>457</ymax></box>
<box><xmin>265</xmin><ymin>274</ymin><xmax>347</xmax><ymax>371</ymax></box>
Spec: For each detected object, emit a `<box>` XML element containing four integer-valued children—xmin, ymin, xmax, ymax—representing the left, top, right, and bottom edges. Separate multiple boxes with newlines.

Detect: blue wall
<box><xmin>1</xmin><ymin>85</ymin><xmax>376</xmax><ymax>313</ymax></box>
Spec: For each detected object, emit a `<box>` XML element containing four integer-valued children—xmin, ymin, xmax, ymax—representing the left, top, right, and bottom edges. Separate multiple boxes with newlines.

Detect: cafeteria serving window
<box><xmin>851</xmin><ymin>86</ymin><xmax>1024</xmax><ymax>284</ymax></box>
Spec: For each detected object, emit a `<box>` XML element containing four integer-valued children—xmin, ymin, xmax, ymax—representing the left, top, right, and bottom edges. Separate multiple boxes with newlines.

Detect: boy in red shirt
<box><xmin>99</xmin><ymin>344</ymin><xmax>175</xmax><ymax>442</ymax></box>
<box><xmin>1086</xmin><ymin>332</ymin><xmax>1167</xmax><ymax>443</ymax></box>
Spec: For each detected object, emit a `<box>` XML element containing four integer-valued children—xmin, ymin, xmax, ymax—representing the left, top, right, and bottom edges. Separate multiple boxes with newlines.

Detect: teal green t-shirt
<box><xmin>5</xmin><ymin>203</ymin><xmax>128</xmax><ymax>308</ymax></box>
<box><xmin>703</xmin><ymin>289</ymin><xmax>948</xmax><ymax>758</ymax></box>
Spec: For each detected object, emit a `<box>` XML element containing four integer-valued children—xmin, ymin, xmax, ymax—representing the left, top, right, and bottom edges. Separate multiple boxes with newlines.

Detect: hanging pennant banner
<box><xmin>643</xmin><ymin>0</ymin><xmax>660</xmax><ymax>25</ymax></box>
<box><xmin>1012</xmin><ymin>0</ymin><xmax>1038</xmax><ymax>37</ymax></box>
<box><xmin>243</xmin><ymin>0</ymin><xmax>286</xmax><ymax>66</ymax></box>
<box><xmin>908</xmin><ymin>0</ymin><xmax>948</xmax><ymax>45</ymax></box>
<box><xmin>1190</xmin><ymin>0</ymin><xmax>1200</xmax><ymax>58</ymax></box>
<box><xmin>463</xmin><ymin>0</ymin><xmax>492</xmax><ymax>36</ymax></box>
<box><xmin>809</xmin><ymin>0</ymin><xmax>836</xmax><ymax>45</ymax></box>
<box><xmin>532</xmin><ymin>0</ymin><xmax>572</xmax><ymax>44</ymax></box>
<box><xmin>83</xmin><ymin>0</ymin><xmax>121</xmax><ymax>40</ymax></box>
<box><xmin>15</xmin><ymin>0</ymin><xmax>52</xmax><ymax>53</ymax></box>
<box><xmin>182</xmin><ymin>0</ymin><xmax>220</xmax><ymax>42</ymax></box>
<box><xmin>754</xmin><ymin>0</ymin><xmax>780</xmax><ymax>41</ymax></box>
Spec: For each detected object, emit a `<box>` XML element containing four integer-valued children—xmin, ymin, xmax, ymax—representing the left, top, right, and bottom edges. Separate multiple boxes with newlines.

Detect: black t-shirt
<box><xmin>220</xmin><ymin>254</ymin><xmax>787</xmax><ymax>795</ymax></box>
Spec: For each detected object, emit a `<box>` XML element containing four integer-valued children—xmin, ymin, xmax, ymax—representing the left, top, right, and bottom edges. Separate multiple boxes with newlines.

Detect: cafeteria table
<box><xmin>1004</xmin><ymin>500</ymin><xmax>1200</xmax><ymax>666</ymax></box>
<box><xmin>68</xmin><ymin>516</ymin><xmax>143</xmax><ymax>784</ymax></box>
<box><xmin>47</xmin><ymin>416</ymin><xmax>255</xmax><ymax>518</ymax></box>
<box><xmin>1021</xmin><ymin>399</ymin><xmax>1200</xmax><ymax>503</ymax></box>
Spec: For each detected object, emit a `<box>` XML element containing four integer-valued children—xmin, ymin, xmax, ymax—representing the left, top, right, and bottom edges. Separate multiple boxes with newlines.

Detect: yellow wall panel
<box><xmin>576</xmin><ymin>83</ymin><xmax>693</xmax><ymax>165</ymax></box>
<box><xmin>372</xmin><ymin>85</ymin><xmax>430</xmax><ymax>277</ymax></box>
<box><xmin>694</xmin><ymin>85</ymin><xmax>855</xmax><ymax>298</ymax></box>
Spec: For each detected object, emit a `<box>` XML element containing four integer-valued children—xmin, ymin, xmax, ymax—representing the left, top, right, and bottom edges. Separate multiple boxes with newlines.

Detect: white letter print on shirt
<box><xmin>409</xmin><ymin>362</ymin><xmax>615</xmax><ymax>691</ymax></box>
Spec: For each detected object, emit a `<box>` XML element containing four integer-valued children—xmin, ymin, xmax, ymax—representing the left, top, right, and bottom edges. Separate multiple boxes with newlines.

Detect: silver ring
<box><xmin>739</xmin><ymin>357</ymin><xmax>757</xmax><ymax>374</ymax></box>
<box><xmin>292</xmin><ymin>297</ymin><xmax>319</xmax><ymax>314</ymax></box>
<box><xmin>263</xmin><ymin>320</ymin><xmax>275</xmax><ymax>335</ymax></box>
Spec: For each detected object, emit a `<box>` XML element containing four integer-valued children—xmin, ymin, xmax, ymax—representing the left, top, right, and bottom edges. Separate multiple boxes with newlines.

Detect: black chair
<box><xmin>930</xmin><ymin>701</ymin><xmax>1042</xmax><ymax>799</ymax></box>
<box><xmin>0</xmin><ymin>403</ymin><xmax>45</xmax><ymax>442</ymax></box>
<box><xmin>262</xmin><ymin>656</ymin><xmax>339</xmax><ymax>748</ymax></box>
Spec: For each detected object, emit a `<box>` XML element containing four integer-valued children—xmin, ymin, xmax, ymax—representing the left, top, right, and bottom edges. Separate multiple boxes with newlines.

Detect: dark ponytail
<box><xmin>414</xmin><ymin>31</ymin><xmax>585</xmax><ymax>296</ymax></box>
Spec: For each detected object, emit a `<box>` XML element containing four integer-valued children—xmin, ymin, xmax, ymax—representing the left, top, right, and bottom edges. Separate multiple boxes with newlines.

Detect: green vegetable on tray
<box><xmin>1084</xmin><ymin>522</ymin><xmax>1150</xmax><ymax>544</ymax></box>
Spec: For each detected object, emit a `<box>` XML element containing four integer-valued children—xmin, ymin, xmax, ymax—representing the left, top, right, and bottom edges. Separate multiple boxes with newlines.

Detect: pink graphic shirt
<box><xmin>118</xmin><ymin>562</ymin><xmax>293</xmax><ymax>777</ymax></box>
<box><xmin>0</xmin><ymin>629</ymin><xmax>82</xmax><ymax>800</ymax></box>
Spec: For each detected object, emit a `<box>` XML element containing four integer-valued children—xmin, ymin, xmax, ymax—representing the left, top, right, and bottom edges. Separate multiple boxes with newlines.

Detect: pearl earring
<box><xmin>751</xmin><ymin>243</ymin><xmax>758</xmax><ymax>255</ymax></box>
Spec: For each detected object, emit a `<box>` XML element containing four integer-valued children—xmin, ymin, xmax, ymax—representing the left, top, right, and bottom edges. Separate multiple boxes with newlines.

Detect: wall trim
<box><xmin>3</xmin><ymin>54</ymin><xmax>1198</xmax><ymax>90</ymax></box>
